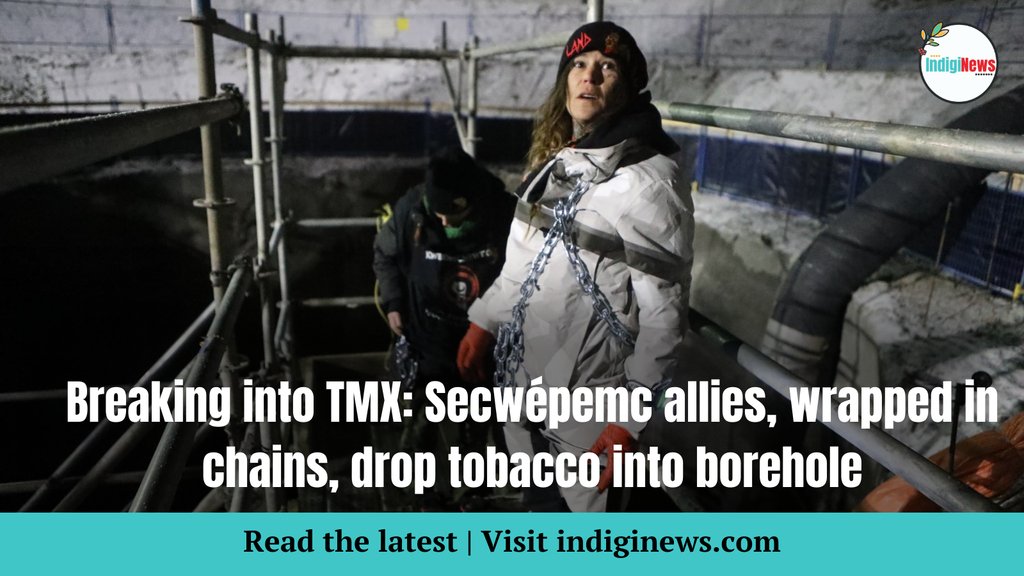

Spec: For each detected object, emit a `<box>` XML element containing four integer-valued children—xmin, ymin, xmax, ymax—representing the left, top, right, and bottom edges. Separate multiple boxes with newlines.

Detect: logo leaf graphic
<box><xmin>928</xmin><ymin>41</ymin><xmax>939</xmax><ymax>46</ymax></box>
<box><xmin>932</xmin><ymin>22</ymin><xmax>943</xmax><ymax>35</ymax></box>
<box><xmin>933</xmin><ymin>29</ymin><xmax>948</xmax><ymax>37</ymax></box>
<box><xmin>921</xmin><ymin>29</ymin><xmax>927</xmax><ymax>40</ymax></box>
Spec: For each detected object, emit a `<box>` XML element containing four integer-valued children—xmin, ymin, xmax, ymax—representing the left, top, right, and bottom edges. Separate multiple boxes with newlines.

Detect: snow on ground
<box><xmin>692</xmin><ymin>188</ymin><xmax>1024</xmax><ymax>466</ymax></box>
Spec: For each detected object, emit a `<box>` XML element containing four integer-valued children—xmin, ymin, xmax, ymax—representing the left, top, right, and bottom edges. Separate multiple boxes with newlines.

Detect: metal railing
<box><xmin>654</xmin><ymin>101</ymin><xmax>1024</xmax><ymax>174</ymax></box>
<box><xmin>130</xmin><ymin>260</ymin><xmax>253</xmax><ymax>511</ymax></box>
<box><xmin>1</xmin><ymin>0</ymin><xmax>1015</xmax><ymax>513</ymax></box>
<box><xmin>0</xmin><ymin>94</ymin><xmax>242</xmax><ymax>193</ymax></box>
<box><xmin>689</xmin><ymin>311</ymin><xmax>1000</xmax><ymax>512</ymax></box>
<box><xmin>19</xmin><ymin>303</ymin><xmax>215</xmax><ymax>511</ymax></box>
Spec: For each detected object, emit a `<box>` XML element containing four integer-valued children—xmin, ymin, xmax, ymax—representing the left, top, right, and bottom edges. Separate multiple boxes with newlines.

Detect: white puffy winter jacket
<box><xmin>468</xmin><ymin>136</ymin><xmax>694</xmax><ymax>437</ymax></box>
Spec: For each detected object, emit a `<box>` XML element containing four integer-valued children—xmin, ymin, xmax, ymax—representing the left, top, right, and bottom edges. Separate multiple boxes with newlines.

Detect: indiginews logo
<box><xmin>918</xmin><ymin>21</ymin><xmax>998</xmax><ymax>103</ymax></box>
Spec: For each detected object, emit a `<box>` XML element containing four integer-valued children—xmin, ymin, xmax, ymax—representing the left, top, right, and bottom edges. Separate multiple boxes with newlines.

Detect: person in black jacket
<box><xmin>372</xmin><ymin>145</ymin><xmax>515</xmax><ymax>509</ymax></box>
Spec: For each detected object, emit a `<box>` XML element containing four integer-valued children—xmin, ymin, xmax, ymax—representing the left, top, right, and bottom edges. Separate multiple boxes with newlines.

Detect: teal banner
<box><xmin>1</xmin><ymin>513</ymin><xmax>1019</xmax><ymax>573</ymax></box>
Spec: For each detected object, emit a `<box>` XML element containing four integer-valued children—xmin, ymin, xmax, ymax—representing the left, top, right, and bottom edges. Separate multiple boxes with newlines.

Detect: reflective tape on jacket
<box><xmin>514</xmin><ymin>201</ymin><xmax>687</xmax><ymax>283</ymax></box>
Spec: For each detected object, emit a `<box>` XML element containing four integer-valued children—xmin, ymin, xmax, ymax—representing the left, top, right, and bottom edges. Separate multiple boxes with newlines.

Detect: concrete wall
<box><xmin>4</xmin><ymin>0</ymin><xmax>1024</xmax><ymax>505</ymax></box>
<box><xmin>3</xmin><ymin>0</ymin><xmax>1022</xmax><ymax>126</ymax></box>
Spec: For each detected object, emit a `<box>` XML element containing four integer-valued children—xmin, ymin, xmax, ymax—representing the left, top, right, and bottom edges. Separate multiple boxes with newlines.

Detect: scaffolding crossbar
<box><xmin>0</xmin><ymin>94</ymin><xmax>243</xmax><ymax>193</ymax></box>
<box><xmin>655</xmin><ymin>100</ymin><xmax>1024</xmax><ymax>174</ymax></box>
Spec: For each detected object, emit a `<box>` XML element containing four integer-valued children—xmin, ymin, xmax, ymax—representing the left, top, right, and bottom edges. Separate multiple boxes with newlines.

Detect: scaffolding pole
<box><xmin>245</xmin><ymin>12</ymin><xmax>282</xmax><ymax>513</ymax></box>
<box><xmin>268</xmin><ymin>28</ymin><xmax>293</xmax><ymax>361</ymax></box>
<box><xmin>0</xmin><ymin>95</ymin><xmax>242</xmax><ymax>194</ymax></box>
<box><xmin>130</xmin><ymin>261</ymin><xmax>253</xmax><ymax>512</ymax></box>
<box><xmin>1</xmin><ymin>469</ymin><xmax>202</xmax><ymax>497</ymax></box>
<box><xmin>0</xmin><ymin>390</ymin><xmax>65</xmax><ymax>403</ymax></box>
<box><xmin>19</xmin><ymin>302</ymin><xmax>214</xmax><ymax>511</ymax></box>
<box><xmin>181</xmin><ymin>8</ymin><xmax>275</xmax><ymax>52</ymax></box>
<box><xmin>52</xmin><ymin>361</ymin><xmax>197</xmax><ymax>512</ymax></box>
<box><xmin>283</xmin><ymin>45</ymin><xmax>458</xmax><ymax>60</ymax></box>
<box><xmin>190</xmin><ymin>0</ymin><xmax>234</xmax><ymax>304</ymax></box>
<box><xmin>469</xmin><ymin>31</ymin><xmax>566</xmax><ymax>59</ymax></box>
<box><xmin>295</xmin><ymin>218</ymin><xmax>377</xmax><ymax>228</ymax></box>
<box><xmin>189</xmin><ymin>0</ymin><xmax>245</xmax><ymax>454</ymax></box>
<box><xmin>245</xmin><ymin>13</ymin><xmax>270</xmax><ymax>274</ymax></box>
<box><xmin>301</xmin><ymin>296</ymin><xmax>376</xmax><ymax>308</ymax></box>
<box><xmin>466</xmin><ymin>37</ymin><xmax>479</xmax><ymax>158</ymax></box>
<box><xmin>687</xmin><ymin>310</ymin><xmax>1000</xmax><ymax>512</ymax></box>
<box><xmin>654</xmin><ymin>101</ymin><xmax>1024</xmax><ymax>173</ymax></box>
<box><xmin>587</xmin><ymin>0</ymin><xmax>603</xmax><ymax>22</ymax></box>
<box><xmin>438</xmin><ymin>22</ymin><xmax>468</xmax><ymax>150</ymax></box>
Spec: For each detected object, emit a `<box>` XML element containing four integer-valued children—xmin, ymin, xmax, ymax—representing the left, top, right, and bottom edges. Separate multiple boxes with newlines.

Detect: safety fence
<box><xmin>683</xmin><ymin>128</ymin><xmax>1024</xmax><ymax>297</ymax></box>
<box><xmin>0</xmin><ymin>0</ymin><xmax>1018</xmax><ymax>513</ymax></box>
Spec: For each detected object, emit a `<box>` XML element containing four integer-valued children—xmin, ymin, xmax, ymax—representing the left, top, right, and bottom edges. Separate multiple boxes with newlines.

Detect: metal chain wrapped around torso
<box><xmin>494</xmin><ymin>175</ymin><xmax>636</xmax><ymax>388</ymax></box>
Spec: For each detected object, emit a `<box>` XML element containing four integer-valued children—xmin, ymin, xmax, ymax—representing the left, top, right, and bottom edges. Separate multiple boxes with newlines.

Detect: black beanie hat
<box><xmin>425</xmin><ymin>146</ymin><xmax>481</xmax><ymax>215</ymax></box>
<box><xmin>557</xmin><ymin>21</ymin><xmax>648</xmax><ymax>92</ymax></box>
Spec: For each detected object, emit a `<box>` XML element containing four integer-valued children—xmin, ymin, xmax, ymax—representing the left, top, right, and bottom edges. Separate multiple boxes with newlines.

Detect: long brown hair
<box><xmin>525</xmin><ymin>70</ymin><xmax>572</xmax><ymax>174</ymax></box>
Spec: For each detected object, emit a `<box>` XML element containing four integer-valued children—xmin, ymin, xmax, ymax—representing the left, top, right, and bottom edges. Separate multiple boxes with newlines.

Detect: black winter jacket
<box><xmin>373</xmin><ymin>180</ymin><xmax>516</xmax><ymax>376</ymax></box>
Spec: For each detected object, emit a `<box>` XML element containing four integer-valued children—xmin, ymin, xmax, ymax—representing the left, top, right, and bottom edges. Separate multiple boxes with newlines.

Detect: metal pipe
<box><xmin>470</xmin><ymin>31</ymin><xmax>566</xmax><ymax>59</ymax></box>
<box><xmin>54</xmin><ymin>421</ymin><xmax>159</xmax><ymax>511</ymax></box>
<box><xmin>295</xmin><ymin>217</ymin><xmax>377</xmax><ymax>228</ymax></box>
<box><xmin>273</xmin><ymin>300</ymin><xmax>291</xmax><ymax>358</ymax></box>
<box><xmin>258</xmin><ymin>416</ymin><xmax>282</xmax><ymax>511</ymax></box>
<box><xmin>193</xmin><ymin>487</ymin><xmax>226</xmax><ymax>512</ymax></box>
<box><xmin>230</xmin><ymin>423</ymin><xmax>260</xmax><ymax>512</ymax></box>
<box><xmin>0</xmin><ymin>390</ymin><xmax>65</xmax><ymax>403</ymax></box>
<box><xmin>438</xmin><ymin>24</ymin><xmax>468</xmax><ymax>150</ymax></box>
<box><xmin>190</xmin><ymin>0</ymin><xmax>243</xmax><ymax>450</ymax></box>
<box><xmin>283</xmin><ymin>45</ymin><xmax>458</xmax><ymax>60</ymax></box>
<box><xmin>761</xmin><ymin>85</ymin><xmax>1024</xmax><ymax>389</ymax></box>
<box><xmin>466</xmin><ymin>37</ymin><xmax>479</xmax><ymax>158</ymax></box>
<box><xmin>246</xmin><ymin>13</ymin><xmax>277</xmax><ymax>378</ymax></box>
<box><xmin>0</xmin><ymin>100</ymin><xmax>536</xmax><ymax>116</ymax></box>
<box><xmin>268</xmin><ymin>32</ymin><xmax>292</xmax><ymax>316</ymax></box>
<box><xmin>269</xmin><ymin>218</ymin><xmax>286</xmax><ymax>253</ymax></box>
<box><xmin>1</xmin><ymin>469</ymin><xmax>202</xmax><ymax>497</ymax></box>
<box><xmin>587</xmin><ymin>0</ymin><xmax>603</xmax><ymax>22</ymax></box>
<box><xmin>181</xmin><ymin>11</ymin><xmax>274</xmax><ymax>52</ymax></box>
<box><xmin>0</xmin><ymin>100</ymin><xmax>183</xmax><ymax>109</ymax></box>
<box><xmin>20</xmin><ymin>302</ymin><xmax>214</xmax><ymax>511</ymax></box>
<box><xmin>190</xmin><ymin>0</ymin><xmax>234</xmax><ymax>305</ymax></box>
<box><xmin>0</xmin><ymin>95</ymin><xmax>242</xmax><ymax>194</ymax></box>
<box><xmin>654</xmin><ymin>101</ymin><xmax>1024</xmax><ymax>174</ymax></box>
<box><xmin>246</xmin><ymin>14</ymin><xmax>270</xmax><ymax>268</ymax></box>
<box><xmin>301</xmin><ymin>296</ymin><xmax>376</xmax><ymax>308</ymax></box>
<box><xmin>456</xmin><ymin>46</ymin><xmax>464</xmax><ymax>120</ymax></box>
<box><xmin>214</xmin><ymin>18</ymin><xmax>271</xmax><ymax>51</ymax></box>
<box><xmin>52</xmin><ymin>360</ymin><xmax>197</xmax><ymax>512</ymax></box>
<box><xmin>688</xmin><ymin>309</ymin><xmax>1000</xmax><ymax>512</ymax></box>
<box><xmin>130</xmin><ymin>261</ymin><xmax>253</xmax><ymax>512</ymax></box>
<box><xmin>7</xmin><ymin>472</ymin><xmax>142</xmax><ymax>496</ymax></box>
<box><xmin>238</xmin><ymin>92</ymin><xmax>285</xmax><ymax>500</ymax></box>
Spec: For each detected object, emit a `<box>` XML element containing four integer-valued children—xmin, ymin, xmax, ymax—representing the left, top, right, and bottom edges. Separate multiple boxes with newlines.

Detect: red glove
<box><xmin>589</xmin><ymin>423</ymin><xmax>637</xmax><ymax>493</ymax></box>
<box><xmin>457</xmin><ymin>323</ymin><xmax>495</xmax><ymax>384</ymax></box>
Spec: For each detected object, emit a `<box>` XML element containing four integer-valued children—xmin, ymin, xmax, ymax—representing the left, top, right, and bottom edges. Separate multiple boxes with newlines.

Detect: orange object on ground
<box><xmin>856</xmin><ymin>412</ymin><xmax>1024</xmax><ymax>511</ymax></box>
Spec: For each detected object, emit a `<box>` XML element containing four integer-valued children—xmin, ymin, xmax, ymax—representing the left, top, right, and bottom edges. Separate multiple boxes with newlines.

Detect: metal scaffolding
<box><xmin>130</xmin><ymin>260</ymin><xmax>253</xmax><ymax>512</ymax></box>
<box><xmin>1</xmin><ymin>0</ymin><xmax>1018</xmax><ymax>513</ymax></box>
<box><xmin>654</xmin><ymin>101</ymin><xmax>1024</xmax><ymax>173</ymax></box>
<box><xmin>0</xmin><ymin>94</ymin><xmax>242</xmax><ymax>194</ymax></box>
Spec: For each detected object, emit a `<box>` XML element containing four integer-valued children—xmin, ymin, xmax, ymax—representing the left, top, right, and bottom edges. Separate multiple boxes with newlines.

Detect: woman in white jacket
<box><xmin>457</xmin><ymin>21</ymin><xmax>694</xmax><ymax>512</ymax></box>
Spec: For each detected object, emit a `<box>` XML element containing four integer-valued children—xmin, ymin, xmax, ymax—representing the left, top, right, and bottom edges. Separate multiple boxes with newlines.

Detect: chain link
<box><xmin>494</xmin><ymin>175</ymin><xmax>635</xmax><ymax>388</ymax></box>
<box><xmin>394</xmin><ymin>335</ymin><xmax>418</xmax><ymax>392</ymax></box>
